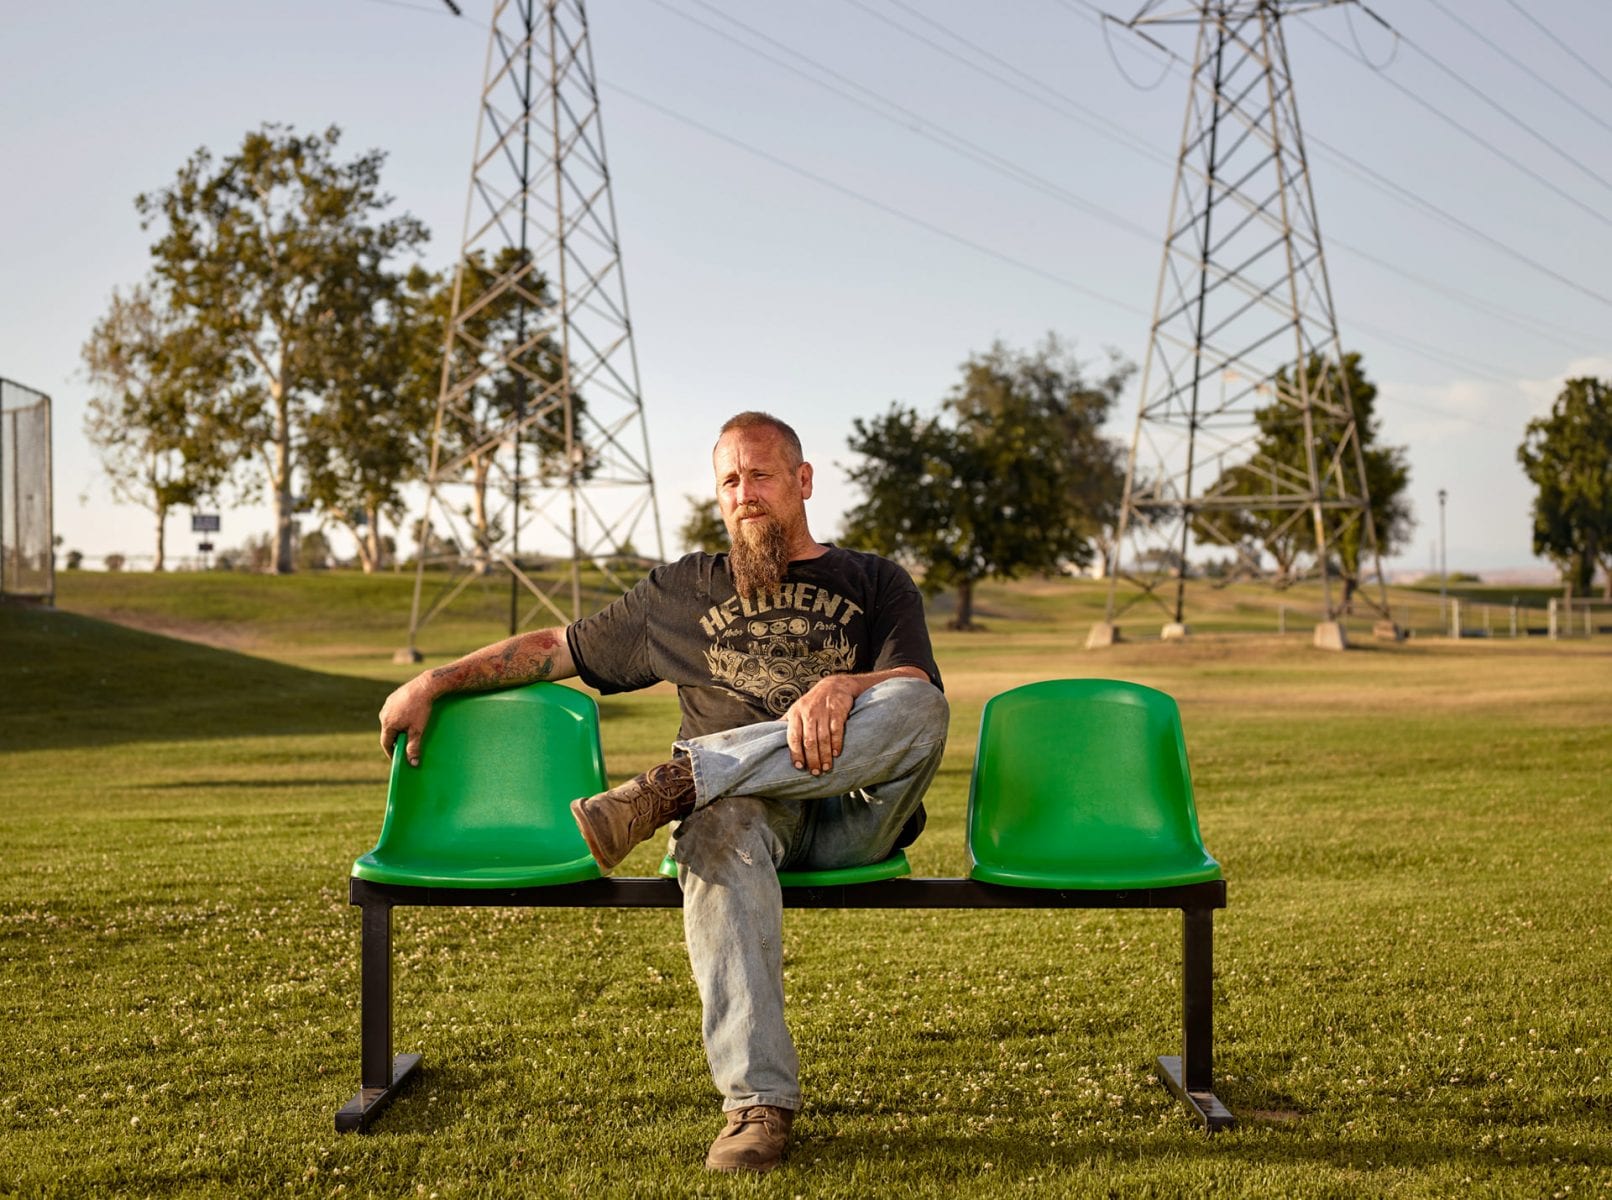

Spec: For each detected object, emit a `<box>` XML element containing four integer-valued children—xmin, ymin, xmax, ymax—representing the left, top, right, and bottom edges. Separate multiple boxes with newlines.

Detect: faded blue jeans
<box><xmin>668</xmin><ymin>676</ymin><xmax>949</xmax><ymax>1113</ymax></box>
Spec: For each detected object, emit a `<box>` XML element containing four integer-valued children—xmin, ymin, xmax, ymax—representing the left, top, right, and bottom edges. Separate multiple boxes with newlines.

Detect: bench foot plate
<box><xmin>1156</xmin><ymin>1055</ymin><xmax>1235</xmax><ymax>1132</ymax></box>
<box><xmin>336</xmin><ymin>1052</ymin><xmax>423</xmax><ymax>1133</ymax></box>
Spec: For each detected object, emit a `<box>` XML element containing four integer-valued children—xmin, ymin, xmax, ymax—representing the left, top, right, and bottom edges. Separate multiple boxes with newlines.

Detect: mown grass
<box><xmin>2</xmin><ymin>574</ymin><xmax>1610</xmax><ymax>1198</ymax></box>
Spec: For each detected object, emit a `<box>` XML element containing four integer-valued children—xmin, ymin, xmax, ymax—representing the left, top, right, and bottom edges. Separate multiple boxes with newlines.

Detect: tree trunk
<box><xmin>340</xmin><ymin>519</ymin><xmax>374</xmax><ymax>575</ymax></box>
<box><xmin>272</xmin><ymin>379</ymin><xmax>295</xmax><ymax>574</ymax></box>
<box><xmin>153</xmin><ymin>501</ymin><xmax>167</xmax><ymax>572</ymax></box>
<box><xmin>949</xmin><ymin>578</ymin><xmax>979</xmax><ymax>631</ymax></box>
<box><xmin>471</xmin><ymin>454</ymin><xmax>492</xmax><ymax>576</ymax></box>
<box><xmin>364</xmin><ymin>504</ymin><xmax>385</xmax><ymax>574</ymax></box>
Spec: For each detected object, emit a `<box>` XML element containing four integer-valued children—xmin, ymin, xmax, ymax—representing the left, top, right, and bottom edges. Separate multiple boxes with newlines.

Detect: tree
<box><xmin>429</xmin><ymin>248</ymin><xmax>587</xmax><ymax>572</ymax></box>
<box><xmin>679</xmin><ymin>494</ymin><xmax>727</xmax><ymax>553</ymax></box>
<box><xmin>137</xmin><ymin>124</ymin><xmax>429</xmax><ymax>573</ymax></box>
<box><xmin>300</xmin><ymin>264</ymin><xmax>440</xmax><ymax>572</ymax></box>
<box><xmin>81</xmin><ymin>284</ymin><xmax>233</xmax><ymax>571</ymax></box>
<box><xmin>1518</xmin><ymin>377</ymin><xmax>1612</xmax><ymax>598</ymax></box>
<box><xmin>843</xmin><ymin>336</ymin><xmax>1130</xmax><ymax>630</ymax></box>
<box><xmin>297</xmin><ymin>528</ymin><xmax>334</xmax><ymax>571</ymax></box>
<box><xmin>1196</xmin><ymin>351</ymin><xmax>1412</xmax><ymax>607</ymax></box>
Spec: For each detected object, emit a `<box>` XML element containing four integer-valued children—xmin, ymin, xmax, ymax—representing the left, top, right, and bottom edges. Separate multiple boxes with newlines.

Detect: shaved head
<box><xmin>716</xmin><ymin>412</ymin><xmax>803</xmax><ymax>467</ymax></box>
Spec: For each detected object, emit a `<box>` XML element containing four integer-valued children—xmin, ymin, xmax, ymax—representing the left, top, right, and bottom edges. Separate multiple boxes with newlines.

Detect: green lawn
<box><xmin>2</xmin><ymin>574</ymin><xmax>1609</xmax><ymax>1197</ymax></box>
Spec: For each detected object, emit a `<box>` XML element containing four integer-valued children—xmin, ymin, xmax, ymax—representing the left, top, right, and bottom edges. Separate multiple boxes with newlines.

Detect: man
<box><xmin>379</xmin><ymin>412</ymin><xmax>948</xmax><ymax>1174</ymax></box>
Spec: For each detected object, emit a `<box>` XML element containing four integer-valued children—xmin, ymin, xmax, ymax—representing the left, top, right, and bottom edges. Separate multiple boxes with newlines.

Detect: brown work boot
<box><xmin>704</xmin><ymin>1104</ymin><xmax>794</xmax><ymax>1174</ymax></box>
<box><xmin>570</xmin><ymin>755</ymin><xmax>695</xmax><ymax>872</ymax></box>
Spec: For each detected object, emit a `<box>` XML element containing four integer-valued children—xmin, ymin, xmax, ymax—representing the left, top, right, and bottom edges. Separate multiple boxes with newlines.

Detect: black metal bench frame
<box><xmin>337</xmin><ymin>874</ymin><xmax>1232</xmax><ymax>1135</ymax></box>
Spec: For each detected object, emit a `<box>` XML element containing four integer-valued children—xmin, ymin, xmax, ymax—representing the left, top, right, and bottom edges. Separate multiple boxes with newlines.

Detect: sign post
<box><xmin>191</xmin><ymin>513</ymin><xmax>221</xmax><ymax>570</ymax></box>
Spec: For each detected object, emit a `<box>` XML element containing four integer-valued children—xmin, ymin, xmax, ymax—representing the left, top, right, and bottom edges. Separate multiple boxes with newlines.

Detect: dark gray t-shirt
<box><xmin>566</xmin><ymin>545</ymin><xmax>942</xmax><ymax>741</ymax></box>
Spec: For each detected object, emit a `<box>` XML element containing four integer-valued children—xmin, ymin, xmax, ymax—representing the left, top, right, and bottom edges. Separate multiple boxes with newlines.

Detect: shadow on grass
<box><xmin>128</xmin><ymin>778</ymin><xmax>381</xmax><ymax>789</ymax></box>
<box><xmin>2</xmin><ymin>604</ymin><xmax>391</xmax><ymax>751</ymax></box>
<box><xmin>805</xmin><ymin>1125</ymin><xmax>1612</xmax><ymax>1173</ymax></box>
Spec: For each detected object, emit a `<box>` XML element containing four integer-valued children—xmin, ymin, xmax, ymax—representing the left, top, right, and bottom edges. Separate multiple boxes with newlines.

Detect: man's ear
<box><xmin>798</xmin><ymin>460</ymin><xmax>814</xmax><ymax>499</ymax></box>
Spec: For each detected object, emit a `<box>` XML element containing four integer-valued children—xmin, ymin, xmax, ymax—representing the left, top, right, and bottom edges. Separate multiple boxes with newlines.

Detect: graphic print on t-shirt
<box><xmin>699</xmin><ymin>583</ymin><xmax>864</xmax><ymax>716</ymax></box>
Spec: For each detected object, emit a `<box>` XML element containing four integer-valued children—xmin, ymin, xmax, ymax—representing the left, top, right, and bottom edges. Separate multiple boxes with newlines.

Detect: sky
<box><xmin>4</xmin><ymin>0</ymin><xmax>1610</xmax><ymax>580</ymax></box>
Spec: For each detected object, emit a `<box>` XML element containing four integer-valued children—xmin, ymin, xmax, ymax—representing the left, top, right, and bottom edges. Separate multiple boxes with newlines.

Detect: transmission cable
<box><xmin>844</xmin><ymin>0</ymin><xmax>1173</xmax><ymax>164</ymax></box>
<box><xmin>1305</xmin><ymin>138</ymin><xmax>1612</xmax><ymax>321</ymax></box>
<box><xmin>1421</xmin><ymin>0</ymin><xmax>1612</xmax><ymax>143</ymax></box>
<box><xmin>1497</xmin><ymin>0</ymin><xmax>1612</xmax><ymax>99</ymax></box>
<box><xmin>602</xmin><ymin>81</ymin><xmax>1151</xmax><ymax>319</ymax></box>
<box><xmin>845</xmin><ymin>0</ymin><xmax>1612</xmax><ymax>340</ymax></box>
<box><xmin>610</xmin><ymin>79</ymin><xmax>1515</xmax><ymax>430</ymax></box>
<box><xmin>1304</xmin><ymin>19</ymin><xmax>1612</xmax><ymax>231</ymax></box>
<box><xmin>648</xmin><ymin>0</ymin><xmax>1157</xmax><ymax>242</ymax></box>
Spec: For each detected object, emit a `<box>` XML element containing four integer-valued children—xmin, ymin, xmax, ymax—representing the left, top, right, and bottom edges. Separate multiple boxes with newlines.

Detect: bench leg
<box><xmin>1157</xmin><ymin>906</ymin><xmax>1235</xmax><ymax>1132</ymax></box>
<box><xmin>336</xmin><ymin>899</ymin><xmax>422</xmax><ymax>1132</ymax></box>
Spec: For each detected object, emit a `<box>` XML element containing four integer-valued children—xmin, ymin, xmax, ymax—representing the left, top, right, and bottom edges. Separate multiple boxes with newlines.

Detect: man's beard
<box><xmin>728</xmin><ymin>509</ymin><xmax>792</xmax><ymax>600</ymax></box>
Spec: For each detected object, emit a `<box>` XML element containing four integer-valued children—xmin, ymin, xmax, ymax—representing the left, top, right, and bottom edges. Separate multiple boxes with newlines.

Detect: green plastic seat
<box><xmin>352</xmin><ymin>682</ymin><xmax>607</xmax><ymax>889</ymax></box>
<box><xmin>657</xmin><ymin>850</ymin><xmax>911</xmax><ymax>887</ymax></box>
<box><xmin>966</xmin><ymin>679</ymin><xmax>1222</xmax><ymax>890</ymax></box>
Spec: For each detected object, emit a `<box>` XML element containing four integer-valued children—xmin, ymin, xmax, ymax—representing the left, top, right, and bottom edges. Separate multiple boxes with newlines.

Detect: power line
<box><xmin>350</xmin><ymin>0</ymin><xmax>463</xmax><ymax>18</ymax></box>
<box><xmin>1324</xmin><ymin>232</ymin><xmax>1600</xmax><ymax>357</ymax></box>
<box><xmin>1497</xmin><ymin>0</ymin><xmax>1612</xmax><ymax>99</ymax></box>
<box><xmin>372</xmin><ymin>0</ymin><xmax>1572</xmax><ymax>410</ymax></box>
<box><xmin>1421</xmin><ymin>0</ymin><xmax>1612</xmax><ymax>143</ymax></box>
<box><xmin>602</xmin><ymin>81</ymin><xmax>1152</xmax><ymax>319</ymax></box>
<box><xmin>839</xmin><ymin>1</ymin><xmax>1612</xmax><ymax>343</ymax></box>
<box><xmin>1303</xmin><ymin>19</ymin><xmax>1612</xmax><ymax>232</ymax></box>
<box><xmin>843</xmin><ymin>0</ymin><xmax>1173</xmax><ymax>164</ymax></box>
<box><xmin>647</xmin><ymin>0</ymin><xmax>1157</xmax><ymax>241</ymax></box>
<box><xmin>1305</xmin><ymin>138</ymin><xmax>1612</xmax><ymax>321</ymax></box>
<box><xmin>1345</xmin><ymin>317</ymin><xmax>1513</xmax><ymax>391</ymax></box>
<box><xmin>606</xmin><ymin>84</ymin><xmax>1508</xmax><ymax>432</ymax></box>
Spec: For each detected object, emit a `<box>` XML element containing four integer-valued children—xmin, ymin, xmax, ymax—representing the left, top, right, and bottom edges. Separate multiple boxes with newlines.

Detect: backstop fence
<box><xmin>1</xmin><ymin>378</ymin><xmax>53</xmax><ymax>602</ymax></box>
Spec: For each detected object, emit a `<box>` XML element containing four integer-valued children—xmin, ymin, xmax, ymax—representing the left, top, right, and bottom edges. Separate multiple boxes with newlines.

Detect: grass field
<box><xmin>3</xmin><ymin>571</ymin><xmax>1609</xmax><ymax>1198</ymax></box>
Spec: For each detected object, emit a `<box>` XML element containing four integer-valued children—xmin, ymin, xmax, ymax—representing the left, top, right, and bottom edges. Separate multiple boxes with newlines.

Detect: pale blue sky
<box><xmin>4</xmin><ymin>0</ymin><xmax>1609</xmax><ymax>576</ymax></box>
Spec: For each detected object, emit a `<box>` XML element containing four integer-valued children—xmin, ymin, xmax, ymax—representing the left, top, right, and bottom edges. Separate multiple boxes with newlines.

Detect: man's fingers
<box><xmin>830</xmin><ymin>715</ymin><xmax>844</xmax><ymax>759</ymax></box>
<box><xmin>405</xmin><ymin>728</ymin><xmax>423</xmax><ymax>766</ymax></box>
<box><xmin>787</xmin><ymin>710</ymin><xmax>806</xmax><ymax>770</ymax></box>
<box><xmin>814</xmin><ymin>721</ymin><xmax>833</xmax><ymax>773</ymax></box>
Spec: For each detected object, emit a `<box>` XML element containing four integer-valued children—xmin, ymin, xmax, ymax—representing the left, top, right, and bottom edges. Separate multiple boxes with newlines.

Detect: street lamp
<box><xmin>1438</xmin><ymin>488</ymin><xmax>1448</xmax><ymax>630</ymax></box>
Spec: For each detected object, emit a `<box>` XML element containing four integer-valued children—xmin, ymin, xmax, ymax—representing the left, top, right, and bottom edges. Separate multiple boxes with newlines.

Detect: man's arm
<box><xmin>379</xmin><ymin>626</ymin><xmax>577</xmax><ymax>766</ymax></box>
<box><xmin>783</xmin><ymin>665</ymin><xmax>931</xmax><ymax>777</ymax></box>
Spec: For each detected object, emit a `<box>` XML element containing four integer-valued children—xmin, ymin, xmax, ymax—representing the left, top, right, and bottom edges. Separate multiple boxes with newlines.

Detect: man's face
<box><xmin>713</xmin><ymin>426</ymin><xmax>813</xmax><ymax>550</ymax></box>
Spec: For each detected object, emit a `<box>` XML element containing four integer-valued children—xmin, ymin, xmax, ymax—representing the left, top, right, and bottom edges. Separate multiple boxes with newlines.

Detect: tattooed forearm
<box><xmin>426</xmin><ymin>626</ymin><xmax>575</xmax><ymax>695</ymax></box>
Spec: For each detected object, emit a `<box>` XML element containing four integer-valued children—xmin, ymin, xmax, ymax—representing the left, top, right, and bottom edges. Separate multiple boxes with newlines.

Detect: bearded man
<box><xmin>378</xmin><ymin>412</ymin><xmax>948</xmax><ymax>1174</ymax></box>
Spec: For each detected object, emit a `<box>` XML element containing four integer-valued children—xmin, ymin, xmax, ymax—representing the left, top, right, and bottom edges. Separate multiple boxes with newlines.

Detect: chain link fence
<box><xmin>2</xmin><ymin>378</ymin><xmax>53</xmax><ymax>601</ymax></box>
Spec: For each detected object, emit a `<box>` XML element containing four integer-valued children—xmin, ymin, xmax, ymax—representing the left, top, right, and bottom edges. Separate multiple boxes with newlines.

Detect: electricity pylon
<box><xmin>400</xmin><ymin>0</ymin><xmax>664</xmax><ymax>660</ymax></box>
<box><xmin>1094</xmin><ymin>0</ymin><xmax>1394</xmax><ymax>649</ymax></box>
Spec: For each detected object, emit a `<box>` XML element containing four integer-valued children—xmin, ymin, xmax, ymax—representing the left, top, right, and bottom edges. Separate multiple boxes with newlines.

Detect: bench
<box><xmin>336</xmin><ymin>678</ymin><xmax>1234</xmax><ymax>1135</ymax></box>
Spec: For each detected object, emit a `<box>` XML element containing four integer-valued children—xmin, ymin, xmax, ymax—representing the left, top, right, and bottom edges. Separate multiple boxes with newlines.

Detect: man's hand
<box><xmin>784</xmin><ymin>674</ymin><xmax>863</xmax><ymax>775</ymax></box>
<box><xmin>783</xmin><ymin>666</ymin><xmax>932</xmax><ymax>775</ymax></box>
<box><xmin>379</xmin><ymin>677</ymin><xmax>436</xmax><ymax>767</ymax></box>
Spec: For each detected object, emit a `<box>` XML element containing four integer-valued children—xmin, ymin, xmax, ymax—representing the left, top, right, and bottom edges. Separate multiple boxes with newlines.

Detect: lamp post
<box><xmin>1438</xmin><ymin>488</ymin><xmax>1448</xmax><ymax>631</ymax></box>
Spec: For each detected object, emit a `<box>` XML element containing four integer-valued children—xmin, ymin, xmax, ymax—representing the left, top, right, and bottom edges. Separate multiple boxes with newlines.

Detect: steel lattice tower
<box><xmin>402</xmin><ymin>0</ymin><xmax>663</xmax><ymax>658</ymax></box>
<box><xmin>1096</xmin><ymin>0</ymin><xmax>1392</xmax><ymax>648</ymax></box>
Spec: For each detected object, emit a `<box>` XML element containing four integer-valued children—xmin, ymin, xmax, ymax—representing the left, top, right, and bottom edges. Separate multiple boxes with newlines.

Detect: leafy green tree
<box><xmin>844</xmin><ymin>336</ymin><xmax>1130</xmax><ymax>629</ymax></box>
<box><xmin>679</xmin><ymin>494</ymin><xmax>727</xmax><ymax>553</ymax></box>
<box><xmin>301</xmin><ymin>265</ymin><xmax>440</xmax><ymax>573</ymax></box>
<box><xmin>136</xmin><ymin>124</ymin><xmax>429</xmax><ymax>573</ymax></box>
<box><xmin>429</xmin><ymin>248</ymin><xmax>587</xmax><ymax>573</ymax></box>
<box><xmin>1518</xmin><ymin>377</ymin><xmax>1612</xmax><ymax>598</ymax></box>
<box><xmin>297</xmin><ymin>528</ymin><xmax>334</xmax><ymax>571</ymax></box>
<box><xmin>81</xmin><ymin>284</ymin><xmax>233</xmax><ymax>571</ymax></box>
<box><xmin>1197</xmin><ymin>352</ymin><xmax>1411</xmax><ymax>607</ymax></box>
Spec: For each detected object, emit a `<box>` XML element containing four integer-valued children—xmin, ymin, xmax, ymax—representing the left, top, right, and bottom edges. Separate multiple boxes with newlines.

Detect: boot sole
<box><xmin>570</xmin><ymin>797</ymin><xmax>621</xmax><ymax>875</ymax></box>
